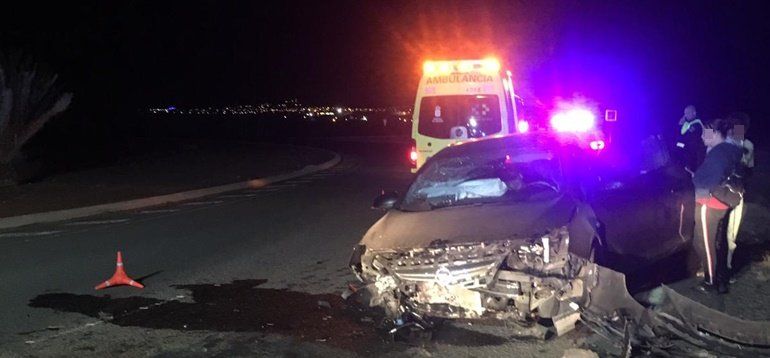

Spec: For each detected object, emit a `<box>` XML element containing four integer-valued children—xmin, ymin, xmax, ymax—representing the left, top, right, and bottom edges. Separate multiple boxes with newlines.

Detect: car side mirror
<box><xmin>372</xmin><ymin>190</ymin><xmax>399</xmax><ymax>210</ymax></box>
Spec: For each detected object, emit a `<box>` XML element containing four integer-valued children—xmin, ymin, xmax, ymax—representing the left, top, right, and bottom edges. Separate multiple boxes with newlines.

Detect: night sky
<box><xmin>2</xmin><ymin>1</ymin><xmax>769</xmax><ymax>136</ymax></box>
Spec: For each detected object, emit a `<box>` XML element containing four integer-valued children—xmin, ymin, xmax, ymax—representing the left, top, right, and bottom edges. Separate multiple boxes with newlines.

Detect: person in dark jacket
<box><xmin>675</xmin><ymin>105</ymin><xmax>706</xmax><ymax>173</ymax></box>
<box><xmin>692</xmin><ymin>117</ymin><xmax>743</xmax><ymax>293</ymax></box>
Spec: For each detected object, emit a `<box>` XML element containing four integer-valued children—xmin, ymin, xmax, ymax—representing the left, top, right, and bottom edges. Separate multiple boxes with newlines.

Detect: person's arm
<box><xmin>744</xmin><ymin>139</ymin><xmax>755</xmax><ymax>168</ymax></box>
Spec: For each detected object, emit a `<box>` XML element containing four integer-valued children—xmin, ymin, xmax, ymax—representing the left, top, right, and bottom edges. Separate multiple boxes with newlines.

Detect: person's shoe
<box><xmin>694</xmin><ymin>281</ymin><xmax>715</xmax><ymax>294</ymax></box>
<box><xmin>729</xmin><ymin>276</ymin><xmax>737</xmax><ymax>284</ymax></box>
<box><xmin>717</xmin><ymin>281</ymin><xmax>729</xmax><ymax>294</ymax></box>
<box><xmin>695</xmin><ymin>270</ymin><xmax>705</xmax><ymax>278</ymax></box>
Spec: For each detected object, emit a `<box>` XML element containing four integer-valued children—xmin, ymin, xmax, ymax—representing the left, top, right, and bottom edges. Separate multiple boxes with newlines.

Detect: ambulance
<box><xmin>409</xmin><ymin>58</ymin><xmax>522</xmax><ymax>172</ymax></box>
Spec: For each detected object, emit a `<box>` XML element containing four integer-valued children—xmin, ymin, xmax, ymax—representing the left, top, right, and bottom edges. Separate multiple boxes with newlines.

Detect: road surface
<box><xmin>0</xmin><ymin>139</ymin><xmax>588</xmax><ymax>357</ymax></box>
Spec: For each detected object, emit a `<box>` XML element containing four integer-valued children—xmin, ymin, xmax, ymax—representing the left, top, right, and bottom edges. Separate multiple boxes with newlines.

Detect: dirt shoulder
<box><xmin>0</xmin><ymin>139</ymin><xmax>335</xmax><ymax>218</ymax></box>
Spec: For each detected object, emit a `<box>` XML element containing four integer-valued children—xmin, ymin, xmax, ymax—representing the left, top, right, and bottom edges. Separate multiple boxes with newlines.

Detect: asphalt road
<box><xmin>0</xmin><ymin>139</ymin><xmax>586</xmax><ymax>357</ymax></box>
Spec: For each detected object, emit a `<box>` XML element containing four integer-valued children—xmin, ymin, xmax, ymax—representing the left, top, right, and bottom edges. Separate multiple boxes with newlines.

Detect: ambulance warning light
<box><xmin>482</xmin><ymin>58</ymin><xmax>500</xmax><ymax>73</ymax></box>
<box><xmin>422</xmin><ymin>58</ymin><xmax>501</xmax><ymax>75</ymax></box>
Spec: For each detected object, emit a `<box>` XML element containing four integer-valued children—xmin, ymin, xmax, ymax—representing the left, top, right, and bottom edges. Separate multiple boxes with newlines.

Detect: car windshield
<box><xmin>418</xmin><ymin>95</ymin><xmax>501</xmax><ymax>139</ymax></box>
<box><xmin>400</xmin><ymin>143</ymin><xmax>564</xmax><ymax>211</ymax></box>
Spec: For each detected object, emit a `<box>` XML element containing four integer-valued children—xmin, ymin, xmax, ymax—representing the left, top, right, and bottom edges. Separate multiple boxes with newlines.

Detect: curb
<box><xmin>0</xmin><ymin>150</ymin><xmax>341</xmax><ymax>230</ymax></box>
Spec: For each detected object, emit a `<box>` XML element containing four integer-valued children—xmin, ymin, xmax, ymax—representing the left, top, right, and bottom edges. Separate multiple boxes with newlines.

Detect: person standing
<box><xmin>725</xmin><ymin>112</ymin><xmax>755</xmax><ymax>271</ymax></box>
<box><xmin>692</xmin><ymin>117</ymin><xmax>743</xmax><ymax>294</ymax></box>
<box><xmin>675</xmin><ymin>105</ymin><xmax>706</xmax><ymax>173</ymax></box>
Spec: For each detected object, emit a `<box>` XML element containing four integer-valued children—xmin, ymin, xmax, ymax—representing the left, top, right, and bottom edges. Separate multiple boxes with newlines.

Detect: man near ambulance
<box><xmin>675</xmin><ymin>105</ymin><xmax>706</xmax><ymax>173</ymax></box>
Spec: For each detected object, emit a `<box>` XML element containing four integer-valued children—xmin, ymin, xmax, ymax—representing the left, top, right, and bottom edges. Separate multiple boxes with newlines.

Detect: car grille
<box><xmin>371</xmin><ymin>241</ymin><xmax>515</xmax><ymax>288</ymax></box>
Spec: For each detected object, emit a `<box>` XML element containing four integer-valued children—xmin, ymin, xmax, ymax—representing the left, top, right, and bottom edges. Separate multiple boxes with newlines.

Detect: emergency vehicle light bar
<box><xmin>550</xmin><ymin>108</ymin><xmax>596</xmax><ymax>133</ymax></box>
<box><xmin>423</xmin><ymin>58</ymin><xmax>501</xmax><ymax>75</ymax></box>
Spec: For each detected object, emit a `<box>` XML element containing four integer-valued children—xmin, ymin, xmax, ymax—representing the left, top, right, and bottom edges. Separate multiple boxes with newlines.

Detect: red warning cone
<box><xmin>95</xmin><ymin>251</ymin><xmax>144</xmax><ymax>290</ymax></box>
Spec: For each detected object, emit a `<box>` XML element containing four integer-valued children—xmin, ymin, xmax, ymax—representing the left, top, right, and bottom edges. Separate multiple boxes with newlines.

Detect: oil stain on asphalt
<box><xmin>29</xmin><ymin>279</ymin><xmax>508</xmax><ymax>354</ymax></box>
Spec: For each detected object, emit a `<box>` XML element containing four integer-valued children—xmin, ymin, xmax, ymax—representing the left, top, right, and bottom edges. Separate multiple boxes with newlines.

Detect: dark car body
<box><xmin>349</xmin><ymin>132</ymin><xmax>694</xmax><ymax>334</ymax></box>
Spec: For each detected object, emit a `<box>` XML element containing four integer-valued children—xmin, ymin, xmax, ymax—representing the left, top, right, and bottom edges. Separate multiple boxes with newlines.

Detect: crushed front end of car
<box><xmin>350</xmin><ymin>226</ymin><xmax>593</xmax><ymax>336</ymax></box>
<box><xmin>349</xmin><ymin>228</ymin><xmax>770</xmax><ymax>355</ymax></box>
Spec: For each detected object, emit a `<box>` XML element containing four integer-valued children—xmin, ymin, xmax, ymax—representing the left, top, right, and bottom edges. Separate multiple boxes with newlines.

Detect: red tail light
<box><xmin>409</xmin><ymin>139</ymin><xmax>417</xmax><ymax>167</ymax></box>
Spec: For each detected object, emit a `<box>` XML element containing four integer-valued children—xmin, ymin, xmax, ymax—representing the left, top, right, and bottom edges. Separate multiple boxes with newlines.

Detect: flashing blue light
<box><xmin>550</xmin><ymin>108</ymin><xmax>595</xmax><ymax>133</ymax></box>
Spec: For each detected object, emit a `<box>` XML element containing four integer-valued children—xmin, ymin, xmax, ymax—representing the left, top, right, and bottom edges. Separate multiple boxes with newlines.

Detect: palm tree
<box><xmin>0</xmin><ymin>51</ymin><xmax>72</xmax><ymax>184</ymax></box>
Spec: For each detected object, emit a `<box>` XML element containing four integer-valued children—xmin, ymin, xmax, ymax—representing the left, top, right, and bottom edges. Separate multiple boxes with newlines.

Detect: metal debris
<box><xmin>317</xmin><ymin>300</ymin><xmax>331</xmax><ymax>309</ymax></box>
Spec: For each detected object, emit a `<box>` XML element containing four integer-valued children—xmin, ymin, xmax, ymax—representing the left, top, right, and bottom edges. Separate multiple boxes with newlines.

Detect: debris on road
<box><xmin>317</xmin><ymin>300</ymin><xmax>331</xmax><ymax>309</ymax></box>
<box><xmin>29</xmin><ymin>279</ymin><xmax>384</xmax><ymax>353</ymax></box>
<box><xmin>340</xmin><ymin>283</ymin><xmax>358</xmax><ymax>300</ymax></box>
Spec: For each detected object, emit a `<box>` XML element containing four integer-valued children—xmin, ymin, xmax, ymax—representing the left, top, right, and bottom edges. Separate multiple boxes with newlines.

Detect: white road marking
<box><xmin>242</xmin><ymin>189</ymin><xmax>280</xmax><ymax>194</ymax></box>
<box><xmin>65</xmin><ymin>219</ymin><xmax>130</xmax><ymax>226</ymax></box>
<box><xmin>0</xmin><ymin>231</ymin><xmax>63</xmax><ymax>238</ymax></box>
<box><xmin>138</xmin><ymin>209</ymin><xmax>180</xmax><ymax>214</ymax></box>
<box><xmin>181</xmin><ymin>200</ymin><xmax>224</xmax><ymax>206</ymax></box>
<box><xmin>219</xmin><ymin>193</ymin><xmax>261</xmax><ymax>198</ymax></box>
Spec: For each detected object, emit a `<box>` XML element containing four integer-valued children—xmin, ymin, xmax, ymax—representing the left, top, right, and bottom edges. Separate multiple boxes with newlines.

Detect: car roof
<box><xmin>432</xmin><ymin>131</ymin><xmax>578</xmax><ymax>160</ymax></box>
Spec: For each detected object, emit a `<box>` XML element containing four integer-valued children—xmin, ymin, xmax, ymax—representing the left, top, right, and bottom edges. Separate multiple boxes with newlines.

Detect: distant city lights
<box><xmin>145</xmin><ymin>99</ymin><xmax>412</xmax><ymax>123</ymax></box>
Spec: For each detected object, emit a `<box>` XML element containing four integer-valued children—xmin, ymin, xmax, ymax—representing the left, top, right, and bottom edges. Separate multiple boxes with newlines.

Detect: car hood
<box><xmin>360</xmin><ymin>194</ymin><xmax>577</xmax><ymax>250</ymax></box>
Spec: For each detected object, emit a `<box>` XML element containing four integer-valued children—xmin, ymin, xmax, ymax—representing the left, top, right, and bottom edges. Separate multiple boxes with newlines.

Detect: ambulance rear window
<box><xmin>418</xmin><ymin>95</ymin><xmax>501</xmax><ymax>139</ymax></box>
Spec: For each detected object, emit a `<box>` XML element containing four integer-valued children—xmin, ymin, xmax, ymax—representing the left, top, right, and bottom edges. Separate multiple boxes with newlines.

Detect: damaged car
<box><xmin>348</xmin><ymin>132</ymin><xmax>770</xmax><ymax>355</ymax></box>
<box><xmin>348</xmin><ymin>132</ymin><xmax>697</xmax><ymax>336</ymax></box>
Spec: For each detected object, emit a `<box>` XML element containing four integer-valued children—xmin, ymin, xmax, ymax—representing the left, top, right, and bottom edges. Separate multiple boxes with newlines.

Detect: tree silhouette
<box><xmin>0</xmin><ymin>50</ymin><xmax>72</xmax><ymax>183</ymax></box>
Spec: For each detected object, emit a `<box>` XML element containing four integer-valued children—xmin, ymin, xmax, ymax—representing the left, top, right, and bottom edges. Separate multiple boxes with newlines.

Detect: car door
<box><xmin>589</xmin><ymin>169</ymin><xmax>666</xmax><ymax>256</ymax></box>
<box><xmin>586</xmin><ymin>150</ymin><xmax>693</xmax><ymax>263</ymax></box>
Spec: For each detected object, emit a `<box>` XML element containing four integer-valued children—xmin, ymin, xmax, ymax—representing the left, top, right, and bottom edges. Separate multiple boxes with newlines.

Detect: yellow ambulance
<box><xmin>409</xmin><ymin>58</ymin><xmax>522</xmax><ymax>172</ymax></box>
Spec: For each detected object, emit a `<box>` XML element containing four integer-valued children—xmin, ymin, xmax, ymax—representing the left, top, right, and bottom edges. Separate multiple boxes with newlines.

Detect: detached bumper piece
<box><xmin>648</xmin><ymin>286</ymin><xmax>770</xmax><ymax>356</ymax></box>
<box><xmin>563</xmin><ymin>266</ymin><xmax>770</xmax><ymax>356</ymax></box>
